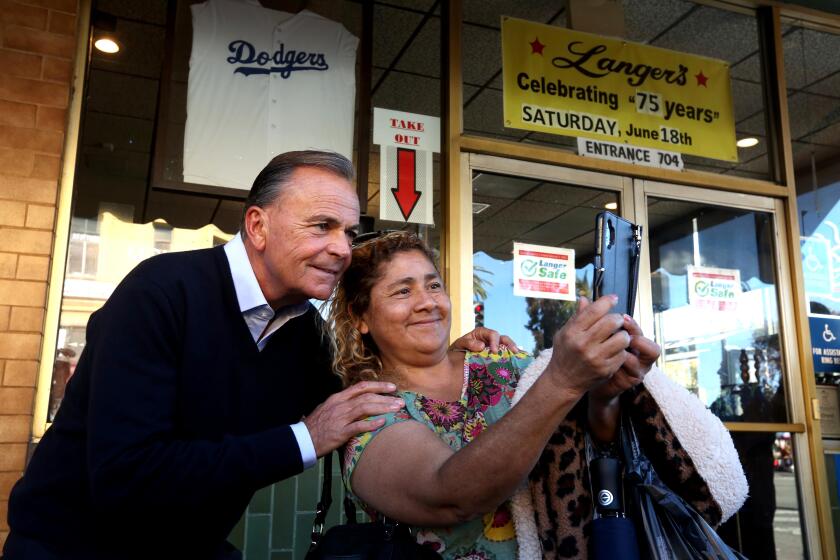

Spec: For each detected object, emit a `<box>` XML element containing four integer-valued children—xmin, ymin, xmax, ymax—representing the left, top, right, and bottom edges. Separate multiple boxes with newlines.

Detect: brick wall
<box><xmin>0</xmin><ymin>0</ymin><xmax>80</xmax><ymax>547</ymax></box>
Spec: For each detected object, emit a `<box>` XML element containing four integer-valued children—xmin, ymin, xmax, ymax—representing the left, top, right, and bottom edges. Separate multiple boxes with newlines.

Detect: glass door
<box><xmin>636</xmin><ymin>180</ymin><xmax>817</xmax><ymax>559</ymax></box>
<box><xmin>458</xmin><ymin>156</ymin><xmax>823</xmax><ymax>558</ymax></box>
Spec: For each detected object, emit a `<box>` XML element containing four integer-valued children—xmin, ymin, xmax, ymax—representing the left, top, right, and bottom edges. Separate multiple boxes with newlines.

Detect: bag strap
<box><xmin>310</xmin><ymin>451</ymin><xmax>334</xmax><ymax>548</ymax></box>
<box><xmin>621</xmin><ymin>414</ymin><xmax>656</xmax><ymax>492</ymax></box>
<box><xmin>620</xmin><ymin>415</ymin><xmax>641</xmax><ymax>464</ymax></box>
<box><xmin>309</xmin><ymin>451</ymin><xmax>362</xmax><ymax>549</ymax></box>
<box><xmin>627</xmin><ymin>224</ymin><xmax>643</xmax><ymax>315</ymax></box>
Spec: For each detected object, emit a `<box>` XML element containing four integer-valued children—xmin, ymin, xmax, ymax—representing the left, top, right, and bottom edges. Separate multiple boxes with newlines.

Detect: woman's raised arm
<box><xmin>349</xmin><ymin>295</ymin><xmax>633</xmax><ymax>526</ymax></box>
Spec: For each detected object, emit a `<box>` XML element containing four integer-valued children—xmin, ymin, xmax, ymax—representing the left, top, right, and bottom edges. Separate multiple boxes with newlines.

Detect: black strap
<box><xmin>620</xmin><ymin>414</ymin><xmax>643</xmax><ymax>476</ymax></box>
<box><xmin>593</xmin><ymin>224</ymin><xmax>642</xmax><ymax>315</ymax></box>
<box><xmin>628</xmin><ymin>225</ymin><xmax>643</xmax><ymax>314</ymax></box>
<box><xmin>310</xmin><ymin>452</ymin><xmax>333</xmax><ymax>547</ymax></box>
<box><xmin>310</xmin><ymin>452</ymin><xmax>362</xmax><ymax>548</ymax></box>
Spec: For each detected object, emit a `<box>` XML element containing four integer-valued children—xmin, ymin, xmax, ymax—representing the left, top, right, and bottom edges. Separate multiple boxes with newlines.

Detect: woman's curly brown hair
<box><xmin>326</xmin><ymin>231</ymin><xmax>439</xmax><ymax>387</ymax></box>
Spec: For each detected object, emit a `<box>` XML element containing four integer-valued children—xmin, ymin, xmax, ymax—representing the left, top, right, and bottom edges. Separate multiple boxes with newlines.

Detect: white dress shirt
<box><xmin>224</xmin><ymin>233</ymin><xmax>318</xmax><ymax>469</ymax></box>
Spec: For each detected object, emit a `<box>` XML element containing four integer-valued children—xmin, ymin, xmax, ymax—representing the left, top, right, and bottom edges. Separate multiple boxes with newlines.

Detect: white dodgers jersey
<box><xmin>184</xmin><ymin>0</ymin><xmax>358</xmax><ymax>190</ymax></box>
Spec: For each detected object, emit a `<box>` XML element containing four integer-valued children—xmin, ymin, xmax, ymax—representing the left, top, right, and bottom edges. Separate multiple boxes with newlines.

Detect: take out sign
<box><xmin>373</xmin><ymin>108</ymin><xmax>441</xmax><ymax>153</ymax></box>
<box><xmin>373</xmin><ymin>108</ymin><xmax>440</xmax><ymax>225</ymax></box>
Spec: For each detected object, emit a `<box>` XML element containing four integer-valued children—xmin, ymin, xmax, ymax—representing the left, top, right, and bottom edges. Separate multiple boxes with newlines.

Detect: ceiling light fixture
<box><xmin>736</xmin><ymin>137</ymin><xmax>759</xmax><ymax>148</ymax></box>
<box><xmin>604</xmin><ymin>202</ymin><xmax>618</xmax><ymax>210</ymax></box>
<box><xmin>94</xmin><ymin>37</ymin><xmax>120</xmax><ymax>53</ymax></box>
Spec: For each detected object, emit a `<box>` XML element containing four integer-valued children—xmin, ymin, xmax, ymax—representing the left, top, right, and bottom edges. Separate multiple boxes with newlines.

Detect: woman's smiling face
<box><xmin>358</xmin><ymin>249</ymin><xmax>452</xmax><ymax>369</ymax></box>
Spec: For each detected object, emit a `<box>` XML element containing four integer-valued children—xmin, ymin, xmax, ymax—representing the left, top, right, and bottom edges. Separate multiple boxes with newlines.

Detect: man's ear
<box><xmin>243</xmin><ymin>206</ymin><xmax>268</xmax><ymax>250</ymax></box>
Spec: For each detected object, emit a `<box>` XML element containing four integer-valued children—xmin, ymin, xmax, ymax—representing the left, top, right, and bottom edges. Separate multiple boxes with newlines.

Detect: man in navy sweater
<box><xmin>3</xmin><ymin>151</ymin><xmax>506</xmax><ymax>559</ymax></box>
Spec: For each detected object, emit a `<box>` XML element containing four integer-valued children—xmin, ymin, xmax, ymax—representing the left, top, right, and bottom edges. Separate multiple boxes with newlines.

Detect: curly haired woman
<box><xmin>327</xmin><ymin>231</ymin><xmax>747</xmax><ymax>559</ymax></box>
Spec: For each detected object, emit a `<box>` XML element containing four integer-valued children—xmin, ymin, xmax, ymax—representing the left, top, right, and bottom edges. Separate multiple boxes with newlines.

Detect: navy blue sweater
<box><xmin>6</xmin><ymin>246</ymin><xmax>340</xmax><ymax>559</ymax></box>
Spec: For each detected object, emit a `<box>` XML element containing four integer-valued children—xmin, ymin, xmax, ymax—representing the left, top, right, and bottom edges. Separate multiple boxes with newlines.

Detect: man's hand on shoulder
<box><xmin>303</xmin><ymin>381</ymin><xmax>404</xmax><ymax>457</ymax></box>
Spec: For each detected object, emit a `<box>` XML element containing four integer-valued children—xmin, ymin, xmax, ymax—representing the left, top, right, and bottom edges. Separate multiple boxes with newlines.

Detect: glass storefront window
<box><xmin>50</xmin><ymin>1</ymin><xmax>442</xmax><ymax>557</ymax></box>
<box><xmin>462</xmin><ymin>3</ymin><xmax>568</xmax><ymax>148</ymax></box>
<box><xmin>785</xmin><ymin>19</ymin><xmax>840</xmax><ymax>553</ymax></box>
<box><xmin>471</xmin><ymin>170</ymin><xmax>617</xmax><ymax>354</ymax></box>
<box><xmin>462</xmin><ymin>0</ymin><xmax>771</xmax><ymax>180</ymax></box>
<box><xmin>647</xmin><ymin>197</ymin><xmax>789</xmax><ymax>423</ymax></box>
<box><xmin>365</xmin><ymin>2</ymin><xmax>442</xmax><ymax>249</ymax></box>
<box><xmin>38</xmin><ymin>0</ymin><xmax>840</xmax><ymax>555</ymax></box>
<box><xmin>51</xmin><ymin>0</ymin><xmax>424</xmax><ymax>420</ymax></box>
<box><xmin>786</xmin><ymin>20</ymin><xmax>840</xmax><ymax>387</ymax></box>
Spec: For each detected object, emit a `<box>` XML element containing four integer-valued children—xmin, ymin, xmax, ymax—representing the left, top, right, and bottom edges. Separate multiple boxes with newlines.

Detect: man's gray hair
<box><xmin>240</xmin><ymin>150</ymin><xmax>356</xmax><ymax>237</ymax></box>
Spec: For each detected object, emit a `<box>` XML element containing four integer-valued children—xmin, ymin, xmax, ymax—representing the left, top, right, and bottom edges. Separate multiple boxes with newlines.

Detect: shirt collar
<box><xmin>224</xmin><ymin>233</ymin><xmax>272</xmax><ymax>313</ymax></box>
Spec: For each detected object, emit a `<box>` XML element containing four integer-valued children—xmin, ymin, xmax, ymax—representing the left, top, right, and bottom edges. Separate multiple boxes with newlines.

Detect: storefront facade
<box><xmin>1</xmin><ymin>0</ymin><xmax>840</xmax><ymax>558</ymax></box>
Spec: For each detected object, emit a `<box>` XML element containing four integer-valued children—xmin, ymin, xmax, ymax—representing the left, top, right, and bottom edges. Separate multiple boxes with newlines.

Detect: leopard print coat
<box><xmin>509</xmin><ymin>352</ymin><xmax>748</xmax><ymax>560</ymax></box>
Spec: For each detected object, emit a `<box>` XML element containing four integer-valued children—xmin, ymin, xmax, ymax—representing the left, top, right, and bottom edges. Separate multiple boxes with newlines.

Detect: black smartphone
<box><xmin>593</xmin><ymin>211</ymin><xmax>642</xmax><ymax>316</ymax></box>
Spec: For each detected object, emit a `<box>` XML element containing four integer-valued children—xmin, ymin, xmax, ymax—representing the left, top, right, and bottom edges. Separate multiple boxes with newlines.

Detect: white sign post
<box><xmin>512</xmin><ymin>242</ymin><xmax>576</xmax><ymax>301</ymax></box>
<box><xmin>373</xmin><ymin>108</ymin><xmax>440</xmax><ymax>224</ymax></box>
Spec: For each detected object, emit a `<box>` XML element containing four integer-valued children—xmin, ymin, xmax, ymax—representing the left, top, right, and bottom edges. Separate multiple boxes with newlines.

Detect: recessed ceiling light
<box><xmin>94</xmin><ymin>38</ymin><xmax>120</xmax><ymax>54</ymax></box>
<box><xmin>605</xmin><ymin>202</ymin><xmax>618</xmax><ymax>210</ymax></box>
<box><xmin>736</xmin><ymin>137</ymin><xmax>759</xmax><ymax>148</ymax></box>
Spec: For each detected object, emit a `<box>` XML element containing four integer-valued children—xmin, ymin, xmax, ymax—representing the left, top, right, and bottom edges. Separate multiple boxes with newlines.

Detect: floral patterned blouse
<box><xmin>342</xmin><ymin>348</ymin><xmax>534</xmax><ymax>560</ymax></box>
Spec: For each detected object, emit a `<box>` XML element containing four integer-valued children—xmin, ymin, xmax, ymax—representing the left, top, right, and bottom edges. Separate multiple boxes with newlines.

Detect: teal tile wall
<box><xmin>229</xmin><ymin>457</ymin><xmax>357</xmax><ymax>560</ymax></box>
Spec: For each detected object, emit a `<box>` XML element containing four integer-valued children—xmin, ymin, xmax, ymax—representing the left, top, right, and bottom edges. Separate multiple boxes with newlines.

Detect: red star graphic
<box><xmin>695</xmin><ymin>70</ymin><xmax>709</xmax><ymax>87</ymax></box>
<box><xmin>529</xmin><ymin>37</ymin><xmax>545</xmax><ymax>55</ymax></box>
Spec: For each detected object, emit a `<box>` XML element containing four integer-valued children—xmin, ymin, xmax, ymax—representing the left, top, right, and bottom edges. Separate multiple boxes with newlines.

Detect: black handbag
<box><xmin>305</xmin><ymin>451</ymin><xmax>442</xmax><ymax>560</ymax></box>
<box><xmin>619</xmin><ymin>416</ymin><xmax>747</xmax><ymax>560</ymax></box>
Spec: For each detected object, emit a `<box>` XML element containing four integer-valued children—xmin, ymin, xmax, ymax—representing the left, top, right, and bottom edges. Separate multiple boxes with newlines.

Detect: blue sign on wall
<box><xmin>809</xmin><ymin>316</ymin><xmax>840</xmax><ymax>372</ymax></box>
<box><xmin>801</xmin><ymin>236</ymin><xmax>832</xmax><ymax>296</ymax></box>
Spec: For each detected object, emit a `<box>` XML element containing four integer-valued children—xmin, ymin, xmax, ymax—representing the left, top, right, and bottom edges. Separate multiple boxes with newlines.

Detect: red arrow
<box><xmin>392</xmin><ymin>148</ymin><xmax>420</xmax><ymax>221</ymax></box>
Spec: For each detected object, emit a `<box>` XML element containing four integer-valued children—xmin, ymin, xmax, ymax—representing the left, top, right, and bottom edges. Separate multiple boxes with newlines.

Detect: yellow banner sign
<box><xmin>502</xmin><ymin>17</ymin><xmax>737</xmax><ymax>162</ymax></box>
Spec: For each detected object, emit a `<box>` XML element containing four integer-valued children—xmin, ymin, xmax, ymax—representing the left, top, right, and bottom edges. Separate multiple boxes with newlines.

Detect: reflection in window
<box><xmin>153</xmin><ymin>222</ymin><xmax>173</xmax><ymax>255</ymax></box>
<box><xmin>648</xmin><ymin>199</ymin><xmax>788</xmax><ymax>423</ymax></box>
<box><xmin>48</xmin><ymin>327</ymin><xmax>86</xmax><ymax>422</ymax></box>
<box><xmin>51</xmin><ymin>211</ymin><xmax>233</xmax><ymax>419</ymax></box>
<box><xmin>66</xmin><ymin>218</ymin><xmax>100</xmax><ymax>278</ymax></box>
<box><xmin>798</xmin><ymin>178</ymin><xmax>840</xmax><ymax>385</ymax></box>
<box><xmin>471</xmin><ymin>172</ymin><xmax>613</xmax><ymax>355</ymax></box>
<box><xmin>473</xmin><ymin>252</ymin><xmax>594</xmax><ymax>355</ymax></box>
<box><xmin>47</xmin><ymin>0</ymin><xmax>248</xmax><ymax>421</ymax></box>
<box><xmin>718</xmin><ymin>432</ymin><xmax>807</xmax><ymax>558</ymax></box>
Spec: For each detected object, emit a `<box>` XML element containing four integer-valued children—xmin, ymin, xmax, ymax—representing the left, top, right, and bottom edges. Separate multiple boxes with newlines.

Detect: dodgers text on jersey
<box><xmin>227</xmin><ymin>40</ymin><xmax>329</xmax><ymax>78</ymax></box>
